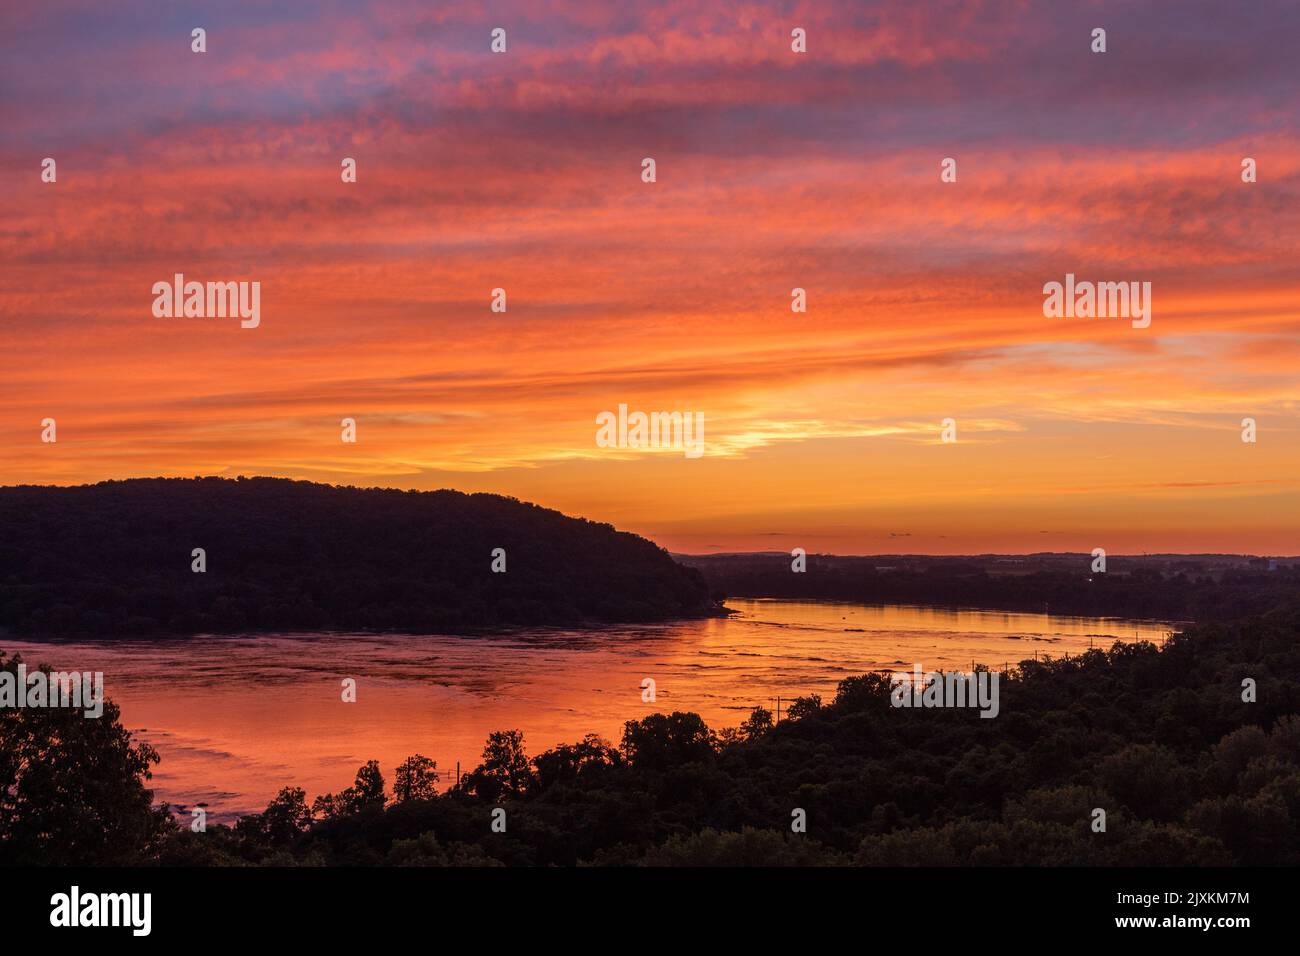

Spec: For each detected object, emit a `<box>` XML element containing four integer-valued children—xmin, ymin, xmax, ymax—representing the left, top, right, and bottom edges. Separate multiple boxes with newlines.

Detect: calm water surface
<box><xmin>2</xmin><ymin>599</ymin><xmax>1174</xmax><ymax>822</ymax></box>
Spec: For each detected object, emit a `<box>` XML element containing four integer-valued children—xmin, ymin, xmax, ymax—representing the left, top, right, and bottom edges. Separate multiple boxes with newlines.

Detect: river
<box><xmin>1</xmin><ymin>599</ymin><xmax>1173</xmax><ymax>822</ymax></box>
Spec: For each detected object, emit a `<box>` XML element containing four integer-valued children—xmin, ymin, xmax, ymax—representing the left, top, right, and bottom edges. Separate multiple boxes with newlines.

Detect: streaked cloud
<box><xmin>1</xmin><ymin>0</ymin><xmax>1297</xmax><ymax>553</ymax></box>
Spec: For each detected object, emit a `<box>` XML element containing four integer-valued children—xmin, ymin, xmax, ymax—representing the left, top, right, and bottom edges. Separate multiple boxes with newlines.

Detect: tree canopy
<box><xmin>0</xmin><ymin>477</ymin><xmax>716</xmax><ymax>636</ymax></box>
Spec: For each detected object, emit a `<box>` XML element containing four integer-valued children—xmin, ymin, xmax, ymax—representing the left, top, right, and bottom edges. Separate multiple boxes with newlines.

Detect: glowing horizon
<box><xmin>2</xmin><ymin>1</ymin><xmax>1297</xmax><ymax>555</ymax></box>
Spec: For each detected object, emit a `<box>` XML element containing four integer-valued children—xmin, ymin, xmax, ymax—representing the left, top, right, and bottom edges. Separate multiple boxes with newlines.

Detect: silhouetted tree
<box><xmin>620</xmin><ymin>712</ymin><xmax>716</xmax><ymax>771</ymax></box>
<box><xmin>238</xmin><ymin>786</ymin><xmax>312</xmax><ymax>846</ymax></box>
<box><xmin>394</xmin><ymin>755</ymin><xmax>440</xmax><ymax>802</ymax></box>
<box><xmin>0</xmin><ymin>653</ymin><xmax>173</xmax><ymax>864</ymax></box>
<box><xmin>464</xmin><ymin>730</ymin><xmax>532</xmax><ymax>800</ymax></box>
<box><xmin>786</xmin><ymin>694</ymin><xmax>822</xmax><ymax>721</ymax></box>
<box><xmin>740</xmin><ymin>706</ymin><xmax>774</xmax><ymax>739</ymax></box>
<box><xmin>312</xmin><ymin>761</ymin><xmax>386</xmax><ymax>819</ymax></box>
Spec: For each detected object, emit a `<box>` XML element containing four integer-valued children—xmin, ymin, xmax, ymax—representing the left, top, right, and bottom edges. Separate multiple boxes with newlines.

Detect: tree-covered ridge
<box><xmin>0</xmin><ymin>477</ymin><xmax>717</xmax><ymax>635</ymax></box>
<box><xmin>10</xmin><ymin>599</ymin><xmax>1293</xmax><ymax>867</ymax></box>
<box><xmin>682</xmin><ymin>552</ymin><xmax>1299</xmax><ymax>622</ymax></box>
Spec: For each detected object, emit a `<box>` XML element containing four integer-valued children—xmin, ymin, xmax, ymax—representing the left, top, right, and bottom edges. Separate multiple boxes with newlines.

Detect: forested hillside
<box><xmin>0</xmin><ymin>478</ymin><xmax>716</xmax><ymax>635</ymax></box>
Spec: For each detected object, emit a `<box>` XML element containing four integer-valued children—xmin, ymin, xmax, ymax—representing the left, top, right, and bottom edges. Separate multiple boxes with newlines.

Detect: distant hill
<box><xmin>679</xmin><ymin>552</ymin><xmax>1299</xmax><ymax>621</ymax></box>
<box><xmin>0</xmin><ymin>478</ymin><xmax>718</xmax><ymax>636</ymax></box>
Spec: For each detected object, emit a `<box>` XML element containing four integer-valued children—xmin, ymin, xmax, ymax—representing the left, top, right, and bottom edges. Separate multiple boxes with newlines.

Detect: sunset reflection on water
<box><xmin>2</xmin><ymin>599</ymin><xmax>1173</xmax><ymax>822</ymax></box>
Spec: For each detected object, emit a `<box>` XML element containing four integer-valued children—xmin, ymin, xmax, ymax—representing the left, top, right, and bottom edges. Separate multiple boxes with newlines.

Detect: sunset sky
<box><xmin>2</xmin><ymin>0</ymin><xmax>1297</xmax><ymax>554</ymax></box>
